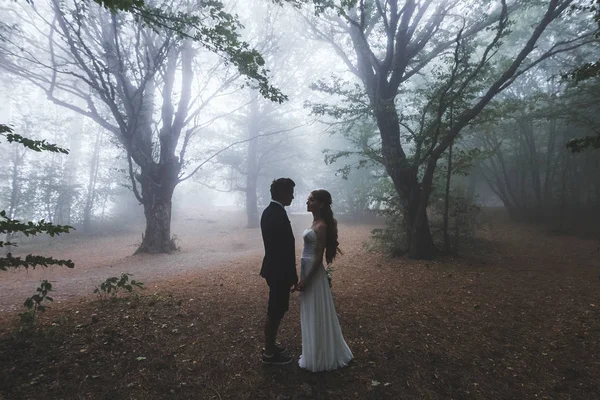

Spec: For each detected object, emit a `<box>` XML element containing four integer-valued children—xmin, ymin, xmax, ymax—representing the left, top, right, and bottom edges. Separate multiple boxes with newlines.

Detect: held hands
<box><xmin>297</xmin><ymin>280</ymin><xmax>306</xmax><ymax>292</ymax></box>
<box><xmin>290</xmin><ymin>280</ymin><xmax>306</xmax><ymax>293</ymax></box>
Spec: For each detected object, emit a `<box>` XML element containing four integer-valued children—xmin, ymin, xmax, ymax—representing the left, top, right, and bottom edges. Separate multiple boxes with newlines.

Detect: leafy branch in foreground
<box><xmin>0</xmin><ymin>185</ymin><xmax>74</xmax><ymax>271</ymax></box>
<box><xmin>1</xmin><ymin>254</ymin><xmax>75</xmax><ymax>271</ymax></box>
<box><xmin>91</xmin><ymin>0</ymin><xmax>286</xmax><ymax>103</ymax></box>
<box><xmin>0</xmin><ymin>210</ymin><xmax>74</xmax><ymax>240</ymax></box>
<box><xmin>0</xmin><ymin>127</ymin><xmax>69</xmax><ymax>154</ymax></box>
<box><xmin>18</xmin><ymin>0</ymin><xmax>286</xmax><ymax>102</ymax></box>
<box><xmin>0</xmin><ymin>126</ymin><xmax>73</xmax><ymax>318</ymax></box>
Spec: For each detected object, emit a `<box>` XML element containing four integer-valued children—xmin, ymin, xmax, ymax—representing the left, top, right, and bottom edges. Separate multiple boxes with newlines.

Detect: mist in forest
<box><xmin>2</xmin><ymin>3</ymin><xmax>600</xmax><ymax>399</ymax></box>
<box><xmin>0</xmin><ymin>0</ymin><xmax>598</xmax><ymax>256</ymax></box>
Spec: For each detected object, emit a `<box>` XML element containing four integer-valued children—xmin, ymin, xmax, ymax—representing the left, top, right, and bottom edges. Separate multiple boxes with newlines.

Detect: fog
<box><xmin>3</xmin><ymin>3</ymin><xmax>600</xmax><ymax>398</ymax></box>
<box><xmin>0</xmin><ymin>0</ymin><xmax>598</xmax><ymax>257</ymax></box>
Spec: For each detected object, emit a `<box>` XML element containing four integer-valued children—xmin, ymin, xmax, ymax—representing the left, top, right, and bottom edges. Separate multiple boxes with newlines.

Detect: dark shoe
<box><xmin>262</xmin><ymin>351</ymin><xmax>293</xmax><ymax>365</ymax></box>
<box><xmin>274</xmin><ymin>343</ymin><xmax>287</xmax><ymax>354</ymax></box>
<box><xmin>263</xmin><ymin>342</ymin><xmax>287</xmax><ymax>355</ymax></box>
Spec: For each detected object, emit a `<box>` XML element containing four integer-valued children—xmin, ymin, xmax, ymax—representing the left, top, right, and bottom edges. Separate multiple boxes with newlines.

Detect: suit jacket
<box><xmin>260</xmin><ymin>202</ymin><xmax>298</xmax><ymax>286</ymax></box>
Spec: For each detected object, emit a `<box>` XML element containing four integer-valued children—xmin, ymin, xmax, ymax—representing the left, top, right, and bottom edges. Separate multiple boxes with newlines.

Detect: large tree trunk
<box><xmin>139</xmin><ymin>198</ymin><xmax>174</xmax><ymax>254</ymax></box>
<box><xmin>388</xmin><ymin>166</ymin><xmax>436</xmax><ymax>259</ymax></box>
<box><xmin>443</xmin><ymin>144</ymin><xmax>453</xmax><ymax>254</ymax></box>
<box><xmin>408</xmin><ymin>154</ymin><xmax>450</xmax><ymax>259</ymax></box>
<box><xmin>136</xmin><ymin>170</ymin><xmax>177</xmax><ymax>254</ymax></box>
<box><xmin>404</xmin><ymin>166</ymin><xmax>436</xmax><ymax>260</ymax></box>
<box><xmin>131</xmin><ymin>42</ymin><xmax>189</xmax><ymax>254</ymax></box>
<box><xmin>407</xmin><ymin>197</ymin><xmax>436</xmax><ymax>259</ymax></box>
<box><xmin>374</xmin><ymin>99</ymin><xmax>436</xmax><ymax>259</ymax></box>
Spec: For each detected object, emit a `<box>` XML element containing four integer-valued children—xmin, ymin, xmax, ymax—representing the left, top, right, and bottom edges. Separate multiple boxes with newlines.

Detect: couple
<box><xmin>259</xmin><ymin>177</ymin><xmax>353</xmax><ymax>372</ymax></box>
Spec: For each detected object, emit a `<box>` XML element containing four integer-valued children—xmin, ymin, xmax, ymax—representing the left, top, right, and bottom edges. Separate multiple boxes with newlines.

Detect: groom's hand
<box><xmin>290</xmin><ymin>284</ymin><xmax>298</xmax><ymax>293</ymax></box>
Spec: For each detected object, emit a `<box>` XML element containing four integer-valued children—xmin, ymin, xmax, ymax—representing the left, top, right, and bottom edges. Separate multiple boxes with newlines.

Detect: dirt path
<box><xmin>0</xmin><ymin>211</ymin><xmax>315</xmax><ymax>312</ymax></box>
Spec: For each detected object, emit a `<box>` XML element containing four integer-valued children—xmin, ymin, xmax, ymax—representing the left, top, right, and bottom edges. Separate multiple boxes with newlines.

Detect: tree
<box><xmin>564</xmin><ymin>0</ymin><xmax>600</xmax><ymax>151</ymax></box>
<box><xmin>300</xmin><ymin>0</ymin><xmax>594</xmax><ymax>258</ymax></box>
<box><xmin>195</xmin><ymin>92</ymin><xmax>306</xmax><ymax>227</ymax></box>
<box><xmin>223</xmin><ymin>90</ymin><xmax>304</xmax><ymax>228</ymax></box>
<box><xmin>193</xmin><ymin>3</ymin><xmax>315</xmax><ymax>227</ymax></box>
<box><xmin>476</xmin><ymin>65</ymin><xmax>600</xmax><ymax>228</ymax></box>
<box><xmin>567</xmin><ymin>0</ymin><xmax>600</xmax><ymax>81</ymax></box>
<box><xmin>81</xmin><ymin>126</ymin><xmax>104</xmax><ymax>232</ymax></box>
<box><xmin>0</xmin><ymin>0</ymin><xmax>286</xmax><ymax>253</ymax></box>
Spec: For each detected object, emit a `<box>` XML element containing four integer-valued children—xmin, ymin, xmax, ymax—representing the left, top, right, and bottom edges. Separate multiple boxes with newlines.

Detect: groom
<box><xmin>260</xmin><ymin>178</ymin><xmax>298</xmax><ymax>365</ymax></box>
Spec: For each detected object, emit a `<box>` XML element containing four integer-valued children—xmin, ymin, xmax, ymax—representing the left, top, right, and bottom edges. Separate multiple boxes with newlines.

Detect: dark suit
<box><xmin>260</xmin><ymin>202</ymin><xmax>298</xmax><ymax>287</ymax></box>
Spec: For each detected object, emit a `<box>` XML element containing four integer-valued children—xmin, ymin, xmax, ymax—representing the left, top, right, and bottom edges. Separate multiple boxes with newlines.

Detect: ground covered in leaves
<box><xmin>0</xmin><ymin>211</ymin><xmax>599</xmax><ymax>399</ymax></box>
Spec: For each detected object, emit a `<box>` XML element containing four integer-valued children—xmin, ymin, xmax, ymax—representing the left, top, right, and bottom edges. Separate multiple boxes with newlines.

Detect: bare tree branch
<box><xmin>178</xmin><ymin>123</ymin><xmax>309</xmax><ymax>183</ymax></box>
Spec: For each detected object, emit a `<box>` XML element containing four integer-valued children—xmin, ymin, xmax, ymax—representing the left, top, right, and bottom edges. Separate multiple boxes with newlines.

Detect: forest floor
<box><xmin>0</xmin><ymin>209</ymin><xmax>599</xmax><ymax>399</ymax></box>
<box><xmin>0</xmin><ymin>209</ymin><xmax>286</xmax><ymax>313</ymax></box>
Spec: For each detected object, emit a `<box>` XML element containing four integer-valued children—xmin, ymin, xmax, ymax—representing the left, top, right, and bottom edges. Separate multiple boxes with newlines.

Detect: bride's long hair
<box><xmin>312</xmin><ymin>189</ymin><xmax>342</xmax><ymax>264</ymax></box>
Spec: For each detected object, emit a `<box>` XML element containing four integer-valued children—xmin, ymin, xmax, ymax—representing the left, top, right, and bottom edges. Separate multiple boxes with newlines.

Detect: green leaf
<box><xmin>566</xmin><ymin>135</ymin><xmax>600</xmax><ymax>152</ymax></box>
<box><xmin>1</xmin><ymin>132</ymin><xmax>70</xmax><ymax>154</ymax></box>
<box><xmin>0</xmin><ymin>124</ymin><xmax>12</xmax><ymax>135</ymax></box>
<box><xmin>109</xmin><ymin>2</ymin><xmax>287</xmax><ymax>103</ymax></box>
<box><xmin>24</xmin><ymin>298</ymin><xmax>33</xmax><ymax>309</ymax></box>
<box><xmin>0</xmin><ymin>213</ymin><xmax>74</xmax><ymax>237</ymax></box>
<box><xmin>94</xmin><ymin>0</ymin><xmax>146</xmax><ymax>12</ymax></box>
<box><xmin>0</xmin><ymin>253</ymin><xmax>75</xmax><ymax>271</ymax></box>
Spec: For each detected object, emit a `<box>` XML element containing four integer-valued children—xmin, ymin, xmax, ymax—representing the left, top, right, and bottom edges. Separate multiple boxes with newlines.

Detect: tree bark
<box><xmin>374</xmin><ymin>99</ymin><xmax>436</xmax><ymax>259</ymax></box>
<box><xmin>443</xmin><ymin>144</ymin><xmax>453</xmax><ymax>254</ymax></box>
<box><xmin>130</xmin><ymin>41</ymin><xmax>191</xmax><ymax>254</ymax></box>
<box><xmin>135</xmin><ymin>166</ymin><xmax>178</xmax><ymax>254</ymax></box>
<box><xmin>405</xmin><ymin>157</ymin><xmax>438</xmax><ymax>259</ymax></box>
<box><xmin>407</xmin><ymin>195</ymin><xmax>436</xmax><ymax>259</ymax></box>
<box><xmin>139</xmin><ymin>202</ymin><xmax>174</xmax><ymax>254</ymax></box>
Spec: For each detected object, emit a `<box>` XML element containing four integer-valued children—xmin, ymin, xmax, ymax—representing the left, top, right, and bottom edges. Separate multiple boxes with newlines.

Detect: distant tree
<box><xmin>220</xmin><ymin>90</ymin><xmax>304</xmax><ymax>228</ymax></box>
<box><xmin>81</xmin><ymin>127</ymin><xmax>104</xmax><ymax>232</ymax></box>
<box><xmin>476</xmin><ymin>66</ymin><xmax>600</xmax><ymax>228</ymax></box>
<box><xmin>194</xmin><ymin>4</ymin><xmax>312</xmax><ymax>228</ymax></box>
<box><xmin>564</xmin><ymin>0</ymin><xmax>600</xmax><ymax>151</ymax></box>
<box><xmin>196</xmin><ymin>92</ymin><xmax>305</xmax><ymax>228</ymax></box>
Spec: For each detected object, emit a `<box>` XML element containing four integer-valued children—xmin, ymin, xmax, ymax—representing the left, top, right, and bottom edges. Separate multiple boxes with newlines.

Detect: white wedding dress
<box><xmin>298</xmin><ymin>228</ymin><xmax>353</xmax><ymax>372</ymax></box>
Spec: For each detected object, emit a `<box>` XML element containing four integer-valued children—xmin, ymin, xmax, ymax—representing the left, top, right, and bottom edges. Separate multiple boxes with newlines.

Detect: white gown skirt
<box><xmin>299</xmin><ymin>257</ymin><xmax>353</xmax><ymax>372</ymax></box>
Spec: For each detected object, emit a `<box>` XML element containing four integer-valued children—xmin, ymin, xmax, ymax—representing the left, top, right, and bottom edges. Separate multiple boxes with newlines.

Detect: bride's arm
<box><xmin>299</xmin><ymin>224</ymin><xmax>327</xmax><ymax>289</ymax></box>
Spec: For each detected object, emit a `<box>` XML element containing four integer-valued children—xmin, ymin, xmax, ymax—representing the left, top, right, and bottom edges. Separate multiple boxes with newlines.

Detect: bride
<box><xmin>295</xmin><ymin>189</ymin><xmax>353</xmax><ymax>372</ymax></box>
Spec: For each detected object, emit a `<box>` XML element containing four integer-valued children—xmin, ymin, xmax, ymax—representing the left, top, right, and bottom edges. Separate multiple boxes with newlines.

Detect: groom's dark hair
<box><xmin>270</xmin><ymin>178</ymin><xmax>295</xmax><ymax>201</ymax></box>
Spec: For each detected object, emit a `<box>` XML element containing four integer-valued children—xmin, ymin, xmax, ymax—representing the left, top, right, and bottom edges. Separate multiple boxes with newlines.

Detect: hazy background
<box><xmin>0</xmin><ymin>0</ymin><xmax>598</xmax><ymax>249</ymax></box>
